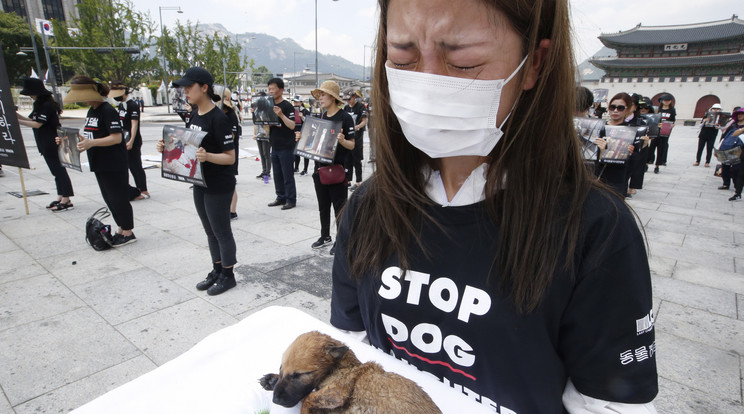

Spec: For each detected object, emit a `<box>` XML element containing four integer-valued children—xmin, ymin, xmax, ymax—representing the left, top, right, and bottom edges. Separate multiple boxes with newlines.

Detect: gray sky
<box><xmin>132</xmin><ymin>0</ymin><xmax>743</xmax><ymax>65</ymax></box>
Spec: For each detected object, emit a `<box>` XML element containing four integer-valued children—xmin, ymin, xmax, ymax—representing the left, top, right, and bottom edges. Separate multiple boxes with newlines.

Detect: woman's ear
<box><xmin>522</xmin><ymin>39</ymin><xmax>551</xmax><ymax>91</ymax></box>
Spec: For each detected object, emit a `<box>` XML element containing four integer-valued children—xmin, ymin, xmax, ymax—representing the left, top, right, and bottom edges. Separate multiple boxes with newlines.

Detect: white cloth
<box><xmin>423</xmin><ymin>163</ymin><xmax>488</xmax><ymax>207</ymax></box>
<box><xmin>72</xmin><ymin>307</ymin><xmax>488</xmax><ymax>414</ymax></box>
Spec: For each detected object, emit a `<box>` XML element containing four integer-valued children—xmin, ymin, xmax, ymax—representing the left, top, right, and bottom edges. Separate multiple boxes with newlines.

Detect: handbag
<box><xmin>659</xmin><ymin>122</ymin><xmax>673</xmax><ymax>137</ymax></box>
<box><xmin>85</xmin><ymin>207</ymin><xmax>114</xmax><ymax>251</ymax></box>
<box><xmin>714</xmin><ymin>147</ymin><xmax>742</xmax><ymax>165</ymax></box>
<box><xmin>318</xmin><ymin>164</ymin><xmax>346</xmax><ymax>185</ymax></box>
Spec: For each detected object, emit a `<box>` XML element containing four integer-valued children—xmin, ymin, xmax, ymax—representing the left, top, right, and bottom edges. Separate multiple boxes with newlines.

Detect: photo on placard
<box><xmin>172</xmin><ymin>87</ymin><xmax>188</xmax><ymax>114</ymax></box>
<box><xmin>641</xmin><ymin>114</ymin><xmax>661</xmax><ymax>137</ymax></box>
<box><xmin>601</xmin><ymin>125</ymin><xmax>637</xmax><ymax>163</ymax></box>
<box><xmin>253</xmin><ymin>96</ymin><xmax>280</xmax><ymax>126</ymax></box>
<box><xmin>591</xmin><ymin>88</ymin><xmax>609</xmax><ymax>103</ymax></box>
<box><xmin>573</xmin><ymin>117</ymin><xmax>603</xmax><ymax>161</ymax></box>
<box><xmin>57</xmin><ymin>127</ymin><xmax>82</xmax><ymax>172</ymax></box>
<box><xmin>294</xmin><ymin>117</ymin><xmax>342</xmax><ymax>164</ymax></box>
<box><xmin>714</xmin><ymin>112</ymin><xmax>731</xmax><ymax>127</ymax></box>
<box><xmin>161</xmin><ymin>125</ymin><xmax>207</xmax><ymax>187</ymax></box>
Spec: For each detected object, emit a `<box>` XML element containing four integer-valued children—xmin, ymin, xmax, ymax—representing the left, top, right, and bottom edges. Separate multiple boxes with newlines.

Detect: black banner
<box><xmin>0</xmin><ymin>43</ymin><xmax>30</xmax><ymax>169</ymax></box>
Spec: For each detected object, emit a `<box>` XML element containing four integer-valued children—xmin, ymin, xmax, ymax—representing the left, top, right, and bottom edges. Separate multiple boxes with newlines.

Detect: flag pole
<box><xmin>18</xmin><ymin>167</ymin><xmax>30</xmax><ymax>215</ymax></box>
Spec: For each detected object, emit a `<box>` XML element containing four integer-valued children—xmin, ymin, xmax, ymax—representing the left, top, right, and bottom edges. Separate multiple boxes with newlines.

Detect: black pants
<box><xmin>598</xmin><ymin>163</ymin><xmax>628</xmax><ymax>197</ymax></box>
<box><xmin>696</xmin><ymin>137</ymin><xmax>716</xmax><ymax>164</ymax></box>
<box><xmin>722</xmin><ymin>164</ymin><xmax>733</xmax><ymax>187</ymax></box>
<box><xmin>271</xmin><ymin>148</ymin><xmax>297</xmax><ymax>203</ymax></box>
<box><xmin>41</xmin><ymin>147</ymin><xmax>74</xmax><ymax>197</ymax></box>
<box><xmin>313</xmin><ymin>171</ymin><xmax>348</xmax><ymax>238</ymax></box>
<box><xmin>294</xmin><ymin>155</ymin><xmax>309</xmax><ymax>172</ymax></box>
<box><xmin>193</xmin><ymin>186</ymin><xmax>237</xmax><ymax>267</ymax></box>
<box><xmin>345</xmin><ymin>133</ymin><xmax>364</xmax><ymax>183</ymax></box>
<box><xmin>95</xmin><ymin>170</ymin><xmax>134</xmax><ymax>230</ymax></box>
<box><xmin>257</xmin><ymin>140</ymin><xmax>271</xmax><ymax>175</ymax></box>
<box><xmin>128</xmin><ymin>142</ymin><xmax>148</xmax><ymax>191</ymax></box>
<box><xmin>648</xmin><ymin>136</ymin><xmax>670</xmax><ymax>166</ymax></box>
<box><xmin>628</xmin><ymin>147</ymin><xmax>648</xmax><ymax>190</ymax></box>
<box><xmin>734</xmin><ymin>164</ymin><xmax>744</xmax><ymax>196</ymax></box>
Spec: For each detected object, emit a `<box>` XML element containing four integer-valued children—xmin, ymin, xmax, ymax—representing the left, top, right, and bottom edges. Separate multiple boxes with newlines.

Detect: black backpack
<box><xmin>86</xmin><ymin>207</ymin><xmax>114</xmax><ymax>251</ymax></box>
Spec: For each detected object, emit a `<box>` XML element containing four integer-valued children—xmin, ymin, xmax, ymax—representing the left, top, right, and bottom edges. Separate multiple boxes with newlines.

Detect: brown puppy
<box><xmin>259</xmin><ymin>331</ymin><xmax>442</xmax><ymax>414</ymax></box>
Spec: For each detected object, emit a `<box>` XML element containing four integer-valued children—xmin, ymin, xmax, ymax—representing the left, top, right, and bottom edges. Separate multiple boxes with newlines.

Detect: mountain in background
<box><xmin>198</xmin><ymin>23</ymin><xmax>370</xmax><ymax>80</ymax></box>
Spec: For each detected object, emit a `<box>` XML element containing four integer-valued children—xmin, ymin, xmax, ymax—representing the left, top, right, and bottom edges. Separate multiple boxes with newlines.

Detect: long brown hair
<box><xmin>346</xmin><ymin>0</ymin><xmax>602</xmax><ymax>313</ymax></box>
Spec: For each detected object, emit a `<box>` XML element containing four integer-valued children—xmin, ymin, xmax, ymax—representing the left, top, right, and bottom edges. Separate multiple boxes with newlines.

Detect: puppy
<box><xmin>259</xmin><ymin>331</ymin><xmax>442</xmax><ymax>414</ymax></box>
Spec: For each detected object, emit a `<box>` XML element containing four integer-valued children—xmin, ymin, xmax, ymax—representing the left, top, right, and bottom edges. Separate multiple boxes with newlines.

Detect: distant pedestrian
<box><xmin>696</xmin><ymin>103</ymin><xmax>721</xmax><ymax>167</ymax></box>
<box><xmin>16</xmin><ymin>77</ymin><xmax>74</xmax><ymax>211</ymax></box>
<box><xmin>252</xmin><ymin>92</ymin><xmax>271</xmax><ymax>179</ymax></box>
<box><xmin>342</xmin><ymin>88</ymin><xmax>367</xmax><ymax>191</ymax></box>
<box><xmin>723</xmin><ymin>108</ymin><xmax>744</xmax><ymax>202</ymax></box>
<box><xmin>293</xmin><ymin>96</ymin><xmax>311</xmax><ymax>175</ymax></box>
<box><xmin>110</xmin><ymin>81</ymin><xmax>150</xmax><ymax>200</ymax></box>
<box><xmin>648</xmin><ymin>94</ymin><xmax>676</xmax><ymax>173</ymax></box>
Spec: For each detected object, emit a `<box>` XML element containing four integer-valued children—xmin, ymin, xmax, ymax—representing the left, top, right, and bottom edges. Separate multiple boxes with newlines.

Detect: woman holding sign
<box><xmin>157</xmin><ymin>67</ymin><xmax>238</xmax><ymax>296</ymax></box>
<box><xmin>594</xmin><ymin>93</ymin><xmax>636</xmax><ymax>197</ymax></box>
<box><xmin>16</xmin><ymin>78</ymin><xmax>74</xmax><ymax>212</ymax></box>
<box><xmin>298</xmin><ymin>81</ymin><xmax>355</xmax><ymax>254</ymax></box>
<box><xmin>65</xmin><ymin>76</ymin><xmax>135</xmax><ymax>246</ymax></box>
<box><xmin>109</xmin><ymin>81</ymin><xmax>149</xmax><ymax>200</ymax></box>
<box><xmin>330</xmin><ymin>1</ymin><xmax>657</xmax><ymax>412</ymax></box>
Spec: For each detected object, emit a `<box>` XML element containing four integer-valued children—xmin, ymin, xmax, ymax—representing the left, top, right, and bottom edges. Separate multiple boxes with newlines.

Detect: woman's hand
<box><xmin>594</xmin><ymin>138</ymin><xmax>607</xmax><ymax>151</ymax></box>
<box><xmin>55</xmin><ymin>137</ymin><xmax>61</xmax><ymax>145</ymax></box>
<box><xmin>156</xmin><ymin>139</ymin><xmax>164</xmax><ymax>153</ymax></box>
<box><xmin>77</xmin><ymin>138</ymin><xmax>95</xmax><ymax>152</ymax></box>
<box><xmin>627</xmin><ymin>144</ymin><xmax>635</xmax><ymax>155</ymax></box>
<box><xmin>196</xmin><ymin>147</ymin><xmax>208</xmax><ymax>163</ymax></box>
<box><xmin>295</xmin><ymin>131</ymin><xmax>301</xmax><ymax>142</ymax></box>
<box><xmin>337</xmin><ymin>132</ymin><xmax>345</xmax><ymax>143</ymax></box>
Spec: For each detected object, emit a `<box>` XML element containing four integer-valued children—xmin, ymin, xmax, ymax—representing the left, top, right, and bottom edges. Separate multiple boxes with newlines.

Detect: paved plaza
<box><xmin>0</xmin><ymin>108</ymin><xmax>743</xmax><ymax>413</ymax></box>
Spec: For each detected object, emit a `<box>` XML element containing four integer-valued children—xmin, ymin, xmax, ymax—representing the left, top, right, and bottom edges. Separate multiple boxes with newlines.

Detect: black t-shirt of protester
<box><xmin>316</xmin><ymin>110</ymin><xmax>356</xmax><ymax>168</ymax></box>
<box><xmin>29</xmin><ymin>100</ymin><xmax>60</xmax><ymax>155</ymax></box>
<box><xmin>118</xmin><ymin>99</ymin><xmax>142</xmax><ymax>146</ymax></box>
<box><xmin>83</xmin><ymin>103</ymin><xmax>127</xmax><ymax>172</ymax></box>
<box><xmin>268</xmin><ymin>99</ymin><xmax>296</xmax><ymax>151</ymax></box>
<box><xmin>331</xmin><ymin>186</ymin><xmax>658</xmax><ymax>413</ymax></box>
<box><xmin>225</xmin><ymin>108</ymin><xmax>240</xmax><ymax>175</ymax></box>
<box><xmin>658</xmin><ymin>107</ymin><xmax>676</xmax><ymax>138</ymax></box>
<box><xmin>343</xmin><ymin>101</ymin><xmax>367</xmax><ymax>135</ymax></box>
<box><xmin>186</xmin><ymin>106</ymin><xmax>235</xmax><ymax>193</ymax></box>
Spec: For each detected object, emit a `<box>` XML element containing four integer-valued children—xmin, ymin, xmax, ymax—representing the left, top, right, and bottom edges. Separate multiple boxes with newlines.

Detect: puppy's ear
<box><xmin>327</xmin><ymin>345</ymin><xmax>349</xmax><ymax>361</ymax></box>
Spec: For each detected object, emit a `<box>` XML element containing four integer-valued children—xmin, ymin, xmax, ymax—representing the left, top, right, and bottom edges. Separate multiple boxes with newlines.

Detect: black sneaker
<box><xmin>281</xmin><ymin>202</ymin><xmax>295</xmax><ymax>210</ymax></box>
<box><xmin>230</xmin><ymin>212</ymin><xmax>238</xmax><ymax>220</ymax></box>
<box><xmin>112</xmin><ymin>233</ymin><xmax>137</xmax><ymax>247</ymax></box>
<box><xmin>653</xmin><ymin>166</ymin><xmax>659</xmax><ymax>174</ymax></box>
<box><xmin>729</xmin><ymin>194</ymin><xmax>741</xmax><ymax>202</ymax></box>
<box><xmin>196</xmin><ymin>270</ymin><xmax>220</xmax><ymax>291</ymax></box>
<box><xmin>256</xmin><ymin>173</ymin><xmax>265</xmax><ymax>179</ymax></box>
<box><xmin>207</xmin><ymin>274</ymin><xmax>236</xmax><ymax>296</ymax></box>
<box><xmin>719</xmin><ymin>186</ymin><xmax>730</xmax><ymax>190</ymax></box>
<box><xmin>330</xmin><ymin>242</ymin><xmax>336</xmax><ymax>255</ymax></box>
<box><xmin>268</xmin><ymin>199</ymin><xmax>286</xmax><ymax>207</ymax></box>
<box><xmin>312</xmin><ymin>236</ymin><xmax>332</xmax><ymax>249</ymax></box>
<box><xmin>300</xmin><ymin>170</ymin><xmax>307</xmax><ymax>176</ymax></box>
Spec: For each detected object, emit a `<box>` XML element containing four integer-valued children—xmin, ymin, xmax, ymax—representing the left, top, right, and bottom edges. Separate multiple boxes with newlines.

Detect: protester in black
<box><xmin>159</xmin><ymin>67</ymin><xmax>237</xmax><ymax>296</ymax></box>
<box><xmin>625</xmin><ymin>95</ymin><xmax>650</xmax><ymax>197</ymax></box>
<box><xmin>266</xmin><ymin>78</ymin><xmax>297</xmax><ymax>210</ymax></box>
<box><xmin>696</xmin><ymin>104</ymin><xmax>721</xmax><ymax>167</ymax></box>
<box><xmin>251</xmin><ymin>92</ymin><xmax>272</xmax><ymax>179</ymax></box>
<box><xmin>342</xmin><ymin>89</ymin><xmax>368</xmax><ymax>191</ymax></box>
<box><xmin>219</xmin><ymin>88</ymin><xmax>241</xmax><ymax>220</ymax></box>
<box><xmin>595</xmin><ymin>93</ymin><xmax>636</xmax><ymax>197</ymax></box>
<box><xmin>110</xmin><ymin>81</ymin><xmax>148</xmax><ymax>200</ymax></box>
<box><xmin>65</xmin><ymin>76</ymin><xmax>135</xmax><ymax>246</ymax></box>
<box><xmin>301</xmin><ymin>81</ymin><xmax>355</xmax><ymax>254</ymax></box>
<box><xmin>648</xmin><ymin>94</ymin><xmax>676</xmax><ymax>173</ymax></box>
<box><xmin>293</xmin><ymin>97</ymin><xmax>311</xmax><ymax>175</ymax></box>
<box><xmin>16</xmin><ymin>77</ymin><xmax>74</xmax><ymax>212</ymax></box>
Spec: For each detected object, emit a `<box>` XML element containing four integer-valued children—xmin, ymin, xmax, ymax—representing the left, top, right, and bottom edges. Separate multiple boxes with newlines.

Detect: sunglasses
<box><xmin>609</xmin><ymin>104</ymin><xmax>627</xmax><ymax>112</ymax></box>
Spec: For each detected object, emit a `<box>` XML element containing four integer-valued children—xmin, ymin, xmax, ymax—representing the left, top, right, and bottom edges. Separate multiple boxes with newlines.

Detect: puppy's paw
<box><xmin>259</xmin><ymin>373</ymin><xmax>279</xmax><ymax>391</ymax></box>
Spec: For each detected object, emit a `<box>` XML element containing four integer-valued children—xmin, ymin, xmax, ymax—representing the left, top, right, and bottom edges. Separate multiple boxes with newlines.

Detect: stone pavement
<box><xmin>0</xmin><ymin>119</ymin><xmax>742</xmax><ymax>413</ymax></box>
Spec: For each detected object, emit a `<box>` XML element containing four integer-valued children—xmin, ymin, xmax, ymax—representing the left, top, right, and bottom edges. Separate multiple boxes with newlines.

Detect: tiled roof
<box><xmin>599</xmin><ymin>17</ymin><xmax>744</xmax><ymax>46</ymax></box>
<box><xmin>590</xmin><ymin>53</ymin><xmax>744</xmax><ymax>69</ymax></box>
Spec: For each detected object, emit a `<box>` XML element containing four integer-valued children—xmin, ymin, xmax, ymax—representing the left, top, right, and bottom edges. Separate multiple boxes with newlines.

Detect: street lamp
<box><xmin>315</xmin><ymin>0</ymin><xmax>339</xmax><ymax>88</ymax></box>
<box><xmin>159</xmin><ymin>5</ymin><xmax>183</xmax><ymax>114</ymax></box>
<box><xmin>362</xmin><ymin>45</ymin><xmax>372</xmax><ymax>82</ymax></box>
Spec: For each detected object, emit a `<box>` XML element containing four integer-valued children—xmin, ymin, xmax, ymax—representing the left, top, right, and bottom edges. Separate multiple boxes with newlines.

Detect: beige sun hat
<box><xmin>311</xmin><ymin>80</ymin><xmax>343</xmax><ymax>104</ymax></box>
<box><xmin>64</xmin><ymin>83</ymin><xmax>105</xmax><ymax>104</ymax></box>
<box><xmin>108</xmin><ymin>82</ymin><xmax>128</xmax><ymax>98</ymax></box>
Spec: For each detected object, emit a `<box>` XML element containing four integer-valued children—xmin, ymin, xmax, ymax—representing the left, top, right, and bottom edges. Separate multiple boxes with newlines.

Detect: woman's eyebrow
<box><xmin>439</xmin><ymin>41</ymin><xmax>489</xmax><ymax>51</ymax></box>
<box><xmin>389</xmin><ymin>41</ymin><xmax>415</xmax><ymax>50</ymax></box>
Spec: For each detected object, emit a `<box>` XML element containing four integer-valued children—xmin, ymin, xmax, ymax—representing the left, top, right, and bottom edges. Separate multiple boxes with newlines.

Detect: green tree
<box><xmin>50</xmin><ymin>0</ymin><xmax>159</xmax><ymax>84</ymax></box>
<box><xmin>252</xmin><ymin>65</ymin><xmax>273</xmax><ymax>85</ymax></box>
<box><xmin>0</xmin><ymin>11</ymin><xmax>46</xmax><ymax>84</ymax></box>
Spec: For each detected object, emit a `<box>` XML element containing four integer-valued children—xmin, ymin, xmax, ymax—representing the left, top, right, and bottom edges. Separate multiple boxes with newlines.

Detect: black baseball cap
<box><xmin>172</xmin><ymin>67</ymin><xmax>214</xmax><ymax>88</ymax></box>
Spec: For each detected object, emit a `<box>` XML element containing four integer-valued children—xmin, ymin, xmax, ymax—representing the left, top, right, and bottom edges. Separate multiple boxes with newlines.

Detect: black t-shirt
<box><xmin>699</xmin><ymin>112</ymin><xmax>720</xmax><ymax>140</ymax></box>
<box><xmin>83</xmin><ymin>103</ymin><xmax>127</xmax><ymax>172</ymax></box>
<box><xmin>117</xmin><ymin>99</ymin><xmax>141</xmax><ymax>146</ymax></box>
<box><xmin>293</xmin><ymin>106</ymin><xmax>311</xmax><ymax>132</ymax></box>
<box><xmin>186</xmin><ymin>106</ymin><xmax>235</xmax><ymax>193</ymax></box>
<box><xmin>29</xmin><ymin>100</ymin><xmax>60</xmax><ymax>155</ymax></box>
<box><xmin>269</xmin><ymin>99</ymin><xmax>296</xmax><ymax>151</ymax></box>
<box><xmin>343</xmin><ymin>101</ymin><xmax>367</xmax><ymax>135</ymax></box>
<box><xmin>225</xmin><ymin>108</ymin><xmax>240</xmax><ymax>175</ymax></box>
<box><xmin>316</xmin><ymin>110</ymin><xmax>356</xmax><ymax>168</ymax></box>
<box><xmin>331</xmin><ymin>185</ymin><xmax>658</xmax><ymax>413</ymax></box>
<box><xmin>658</xmin><ymin>107</ymin><xmax>676</xmax><ymax>138</ymax></box>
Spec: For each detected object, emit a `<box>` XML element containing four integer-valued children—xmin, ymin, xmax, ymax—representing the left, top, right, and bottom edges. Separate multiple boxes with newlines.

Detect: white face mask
<box><xmin>386</xmin><ymin>56</ymin><xmax>527</xmax><ymax>158</ymax></box>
